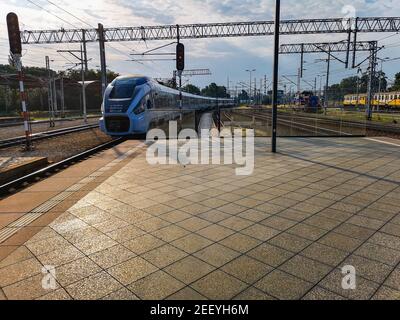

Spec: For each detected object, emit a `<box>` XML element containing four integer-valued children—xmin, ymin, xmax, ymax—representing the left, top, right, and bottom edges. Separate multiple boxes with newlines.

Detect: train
<box><xmin>100</xmin><ymin>75</ymin><xmax>234</xmax><ymax>136</ymax></box>
<box><xmin>343</xmin><ymin>91</ymin><xmax>400</xmax><ymax>109</ymax></box>
<box><xmin>294</xmin><ymin>91</ymin><xmax>321</xmax><ymax>113</ymax></box>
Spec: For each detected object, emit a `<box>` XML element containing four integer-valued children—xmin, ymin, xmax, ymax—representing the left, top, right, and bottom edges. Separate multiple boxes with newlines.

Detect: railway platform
<box><xmin>0</xmin><ymin>137</ymin><xmax>400</xmax><ymax>300</ymax></box>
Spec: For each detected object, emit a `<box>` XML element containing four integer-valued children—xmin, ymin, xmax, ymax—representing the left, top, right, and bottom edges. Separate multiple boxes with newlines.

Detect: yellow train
<box><xmin>344</xmin><ymin>91</ymin><xmax>400</xmax><ymax>108</ymax></box>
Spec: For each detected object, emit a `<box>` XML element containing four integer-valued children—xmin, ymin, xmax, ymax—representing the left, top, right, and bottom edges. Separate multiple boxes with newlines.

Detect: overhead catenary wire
<box><xmin>25</xmin><ymin>0</ymin><xmax>150</xmax><ymax>70</ymax></box>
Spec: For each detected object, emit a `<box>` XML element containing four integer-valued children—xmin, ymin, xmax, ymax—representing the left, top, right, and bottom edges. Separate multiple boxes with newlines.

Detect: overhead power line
<box><xmin>26</xmin><ymin>0</ymin><xmax>78</xmax><ymax>28</ymax></box>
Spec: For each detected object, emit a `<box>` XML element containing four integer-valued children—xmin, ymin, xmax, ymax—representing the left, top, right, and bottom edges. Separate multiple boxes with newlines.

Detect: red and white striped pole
<box><xmin>7</xmin><ymin>12</ymin><xmax>32</xmax><ymax>150</ymax></box>
<box><xmin>15</xmin><ymin>56</ymin><xmax>32</xmax><ymax>150</ymax></box>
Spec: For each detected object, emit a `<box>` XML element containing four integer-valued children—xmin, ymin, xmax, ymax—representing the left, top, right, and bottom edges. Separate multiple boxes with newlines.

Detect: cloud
<box><xmin>0</xmin><ymin>0</ymin><xmax>400</xmax><ymax>88</ymax></box>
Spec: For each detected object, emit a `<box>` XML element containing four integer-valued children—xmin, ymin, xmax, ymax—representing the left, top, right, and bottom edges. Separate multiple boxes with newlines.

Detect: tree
<box><xmin>326</xmin><ymin>71</ymin><xmax>388</xmax><ymax>103</ymax></box>
<box><xmin>65</xmin><ymin>69</ymin><xmax>118</xmax><ymax>82</ymax></box>
<box><xmin>201</xmin><ymin>83</ymin><xmax>230</xmax><ymax>98</ymax></box>
<box><xmin>391</xmin><ymin>72</ymin><xmax>400</xmax><ymax>91</ymax></box>
<box><xmin>183</xmin><ymin>84</ymin><xmax>201</xmax><ymax>95</ymax></box>
<box><xmin>237</xmin><ymin>90</ymin><xmax>249</xmax><ymax>102</ymax></box>
<box><xmin>0</xmin><ymin>64</ymin><xmax>120</xmax><ymax>116</ymax></box>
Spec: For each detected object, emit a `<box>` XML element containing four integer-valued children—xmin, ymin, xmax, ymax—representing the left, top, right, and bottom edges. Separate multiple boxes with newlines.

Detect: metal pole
<box><xmin>345</xmin><ymin>24</ymin><xmax>351</xmax><ymax>68</ymax></box>
<box><xmin>366</xmin><ymin>42</ymin><xmax>376</xmax><ymax>121</ymax></box>
<box><xmin>300</xmin><ymin>43</ymin><xmax>304</xmax><ymax>78</ymax></box>
<box><xmin>46</xmin><ymin>56</ymin><xmax>55</xmax><ymax>127</ymax></box>
<box><xmin>60</xmin><ymin>72</ymin><xmax>65</xmax><ymax>118</ymax></box>
<box><xmin>324</xmin><ymin>47</ymin><xmax>331</xmax><ymax>114</ymax></box>
<box><xmin>352</xmin><ymin>18</ymin><xmax>358</xmax><ymax>68</ymax></box>
<box><xmin>377</xmin><ymin>60</ymin><xmax>383</xmax><ymax>112</ymax></box>
<box><xmin>264</xmin><ymin>75</ymin><xmax>267</xmax><ymax>96</ymax></box>
<box><xmin>319</xmin><ymin>75</ymin><xmax>323</xmax><ymax>98</ymax></box>
<box><xmin>297</xmin><ymin>67</ymin><xmax>301</xmax><ymax>97</ymax></box>
<box><xmin>271</xmin><ymin>0</ymin><xmax>280</xmax><ymax>153</ymax></box>
<box><xmin>98</xmin><ymin>23</ymin><xmax>107</xmax><ymax>97</ymax></box>
<box><xmin>15</xmin><ymin>54</ymin><xmax>32</xmax><ymax>150</ymax></box>
<box><xmin>254</xmin><ymin>77</ymin><xmax>257</xmax><ymax>104</ymax></box>
<box><xmin>249</xmin><ymin>71</ymin><xmax>252</xmax><ymax>103</ymax></box>
<box><xmin>177</xmin><ymin>25</ymin><xmax>183</xmax><ymax>122</ymax></box>
<box><xmin>82</xmin><ymin>29</ymin><xmax>88</xmax><ymax>72</ymax></box>
<box><xmin>345</xmin><ymin>31</ymin><xmax>351</xmax><ymax>68</ymax></box>
<box><xmin>53</xmin><ymin>75</ymin><xmax>58</xmax><ymax>114</ymax></box>
<box><xmin>217</xmin><ymin>98</ymin><xmax>221</xmax><ymax>131</ymax></box>
<box><xmin>356</xmin><ymin>68</ymin><xmax>361</xmax><ymax>110</ymax></box>
<box><xmin>81</xmin><ymin>44</ymin><xmax>87</xmax><ymax>123</ymax></box>
<box><xmin>314</xmin><ymin>77</ymin><xmax>317</xmax><ymax>95</ymax></box>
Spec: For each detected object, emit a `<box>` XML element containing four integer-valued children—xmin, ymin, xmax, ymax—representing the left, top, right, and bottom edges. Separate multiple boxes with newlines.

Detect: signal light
<box><xmin>6</xmin><ymin>12</ymin><xmax>22</xmax><ymax>55</ymax></box>
<box><xmin>176</xmin><ymin>43</ymin><xmax>185</xmax><ymax>71</ymax></box>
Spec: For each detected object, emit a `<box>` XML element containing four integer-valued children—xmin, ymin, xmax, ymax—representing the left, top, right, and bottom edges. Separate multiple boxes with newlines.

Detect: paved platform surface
<box><xmin>0</xmin><ymin>137</ymin><xmax>400</xmax><ymax>300</ymax></box>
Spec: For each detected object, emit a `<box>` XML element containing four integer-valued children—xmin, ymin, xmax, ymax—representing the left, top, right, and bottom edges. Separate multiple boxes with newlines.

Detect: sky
<box><xmin>1</xmin><ymin>0</ymin><xmax>400</xmax><ymax>92</ymax></box>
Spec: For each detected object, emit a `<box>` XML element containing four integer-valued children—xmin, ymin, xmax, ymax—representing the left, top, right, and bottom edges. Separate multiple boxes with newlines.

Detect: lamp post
<box><xmin>246</xmin><ymin>69</ymin><xmax>256</xmax><ymax>104</ymax></box>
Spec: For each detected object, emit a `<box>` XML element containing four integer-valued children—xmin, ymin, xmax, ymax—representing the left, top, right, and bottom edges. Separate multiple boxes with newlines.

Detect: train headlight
<box><xmin>101</xmin><ymin>102</ymin><xmax>104</xmax><ymax>114</ymax></box>
<box><xmin>133</xmin><ymin>98</ymin><xmax>146</xmax><ymax>115</ymax></box>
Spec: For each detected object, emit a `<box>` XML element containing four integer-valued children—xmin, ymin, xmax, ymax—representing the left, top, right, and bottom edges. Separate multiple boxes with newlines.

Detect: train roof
<box><xmin>112</xmin><ymin>74</ymin><xmax>233</xmax><ymax>101</ymax></box>
<box><xmin>111</xmin><ymin>75</ymin><xmax>150</xmax><ymax>85</ymax></box>
<box><xmin>344</xmin><ymin>91</ymin><xmax>400</xmax><ymax>96</ymax></box>
<box><xmin>151</xmin><ymin>78</ymin><xmax>233</xmax><ymax>101</ymax></box>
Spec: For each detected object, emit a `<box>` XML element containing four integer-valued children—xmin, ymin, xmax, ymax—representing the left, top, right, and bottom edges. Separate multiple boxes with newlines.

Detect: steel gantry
<box><xmin>279</xmin><ymin>41</ymin><xmax>376</xmax><ymax>55</ymax></box>
<box><xmin>20</xmin><ymin>17</ymin><xmax>400</xmax><ymax>44</ymax></box>
<box><xmin>19</xmin><ymin>17</ymin><xmax>400</xmax><ymax>96</ymax></box>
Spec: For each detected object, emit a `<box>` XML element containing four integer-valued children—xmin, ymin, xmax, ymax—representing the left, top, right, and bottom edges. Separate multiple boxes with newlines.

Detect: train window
<box><xmin>110</xmin><ymin>78</ymin><xmax>144</xmax><ymax>99</ymax></box>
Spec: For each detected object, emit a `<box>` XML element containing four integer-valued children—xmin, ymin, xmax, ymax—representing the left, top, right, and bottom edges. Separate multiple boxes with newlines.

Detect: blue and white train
<box><xmin>100</xmin><ymin>75</ymin><xmax>234</xmax><ymax>136</ymax></box>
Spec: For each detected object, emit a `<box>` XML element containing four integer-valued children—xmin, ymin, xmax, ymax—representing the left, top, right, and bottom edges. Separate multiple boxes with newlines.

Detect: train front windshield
<box><xmin>109</xmin><ymin>78</ymin><xmax>147</xmax><ymax>99</ymax></box>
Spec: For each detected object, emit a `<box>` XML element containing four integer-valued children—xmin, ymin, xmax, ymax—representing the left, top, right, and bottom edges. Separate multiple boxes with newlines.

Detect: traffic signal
<box><xmin>6</xmin><ymin>12</ymin><xmax>22</xmax><ymax>55</ymax></box>
<box><xmin>176</xmin><ymin>43</ymin><xmax>185</xmax><ymax>71</ymax></box>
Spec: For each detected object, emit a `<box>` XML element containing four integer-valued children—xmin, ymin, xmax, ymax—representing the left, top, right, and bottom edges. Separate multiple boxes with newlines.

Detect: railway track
<box><xmin>0</xmin><ymin>137</ymin><xmax>124</xmax><ymax>196</ymax></box>
<box><xmin>252</xmin><ymin>112</ymin><xmax>354</xmax><ymax>136</ymax></box>
<box><xmin>0</xmin><ymin>123</ymin><xmax>99</xmax><ymax>149</ymax></box>
<box><xmin>0</xmin><ymin>115</ymin><xmax>100</xmax><ymax>128</ymax></box>
<box><xmin>226</xmin><ymin>110</ymin><xmax>353</xmax><ymax>136</ymax></box>
<box><xmin>234</xmin><ymin>108</ymin><xmax>400</xmax><ymax>135</ymax></box>
<box><xmin>275</xmin><ymin>111</ymin><xmax>400</xmax><ymax>134</ymax></box>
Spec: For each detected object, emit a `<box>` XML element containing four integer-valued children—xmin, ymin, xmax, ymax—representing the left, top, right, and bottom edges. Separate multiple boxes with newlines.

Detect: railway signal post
<box><xmin>7</xmin><ymin>12</ymin><xmax>32</xmax><ymax>151</ymax></box>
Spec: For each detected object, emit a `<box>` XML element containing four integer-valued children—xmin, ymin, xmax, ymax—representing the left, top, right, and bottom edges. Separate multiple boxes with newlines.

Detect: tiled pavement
<box><xmin>0</xmin><ymin>137</ymin><xmax>400</xmax><ymax>300</ymax></box>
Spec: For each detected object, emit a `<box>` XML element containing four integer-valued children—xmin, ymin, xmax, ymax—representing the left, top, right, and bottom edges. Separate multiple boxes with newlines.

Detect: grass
<box><xmin>326</xmin><ymin>110</ymin><xmax>400</xmax><ymax>124</ymax></box>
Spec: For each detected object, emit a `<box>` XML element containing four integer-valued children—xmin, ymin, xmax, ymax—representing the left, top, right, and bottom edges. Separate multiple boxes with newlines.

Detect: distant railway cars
<box><xmin>344</xmin><ymin>91</ymin><xmax>400</xmax><ymax>109</ymax></box>
<box><xmin>100</xmin><ymin>75</ymin><xmax>234</xmax><ymax>135</ymax></box>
